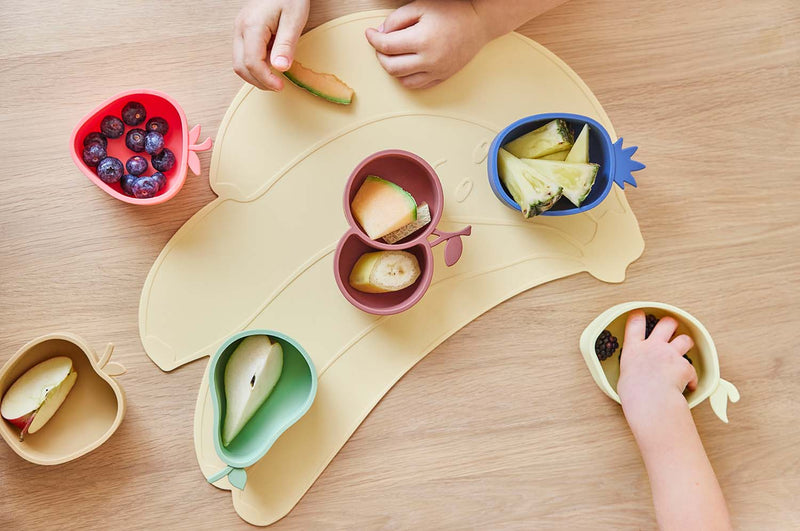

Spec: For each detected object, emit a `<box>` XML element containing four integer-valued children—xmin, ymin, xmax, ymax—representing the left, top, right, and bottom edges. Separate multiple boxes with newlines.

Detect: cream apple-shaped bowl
<box><xmin>579</xmin><ymin>302</ymin><xmax>740</xmax><ymax>422</ymax></box>
<box><xmin>0</xmin><ymin>333</ymin><xmax>126</xmax><ymax>465</ymax></box>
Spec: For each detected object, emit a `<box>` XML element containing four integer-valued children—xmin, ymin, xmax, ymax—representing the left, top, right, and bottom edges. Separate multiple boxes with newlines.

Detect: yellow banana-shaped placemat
<box><xmin>138</xmin><ymin>10</ymin><xmax>644</xmax><ymax>525</ymax></box>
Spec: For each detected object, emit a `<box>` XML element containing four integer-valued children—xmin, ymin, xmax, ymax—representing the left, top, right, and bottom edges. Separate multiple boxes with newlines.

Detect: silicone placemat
<box><xmin>138</xmin><ymin>10</ymin><xmax>644</xmax><ymax>525</ymax></box>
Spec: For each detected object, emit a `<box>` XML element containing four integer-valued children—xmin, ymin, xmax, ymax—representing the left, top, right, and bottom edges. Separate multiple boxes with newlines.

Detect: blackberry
<box><xmin>121</xmin><ymin>101</ymin><xmax>146</xmax><ymax>126</ymax></box>
<box><xmin>100</xmin><ymin>115</ymin><xmax>125</xmax><ymax>139</ymax></box>
<box><xmin>595</xmin><ymin>330</ymin><xmax>619</xmax><ymax>361</ymax></box>
<box><xmin>644</xmin><ymin>313</ymin><xmax>659</xmax><ymax>339</ymax></box>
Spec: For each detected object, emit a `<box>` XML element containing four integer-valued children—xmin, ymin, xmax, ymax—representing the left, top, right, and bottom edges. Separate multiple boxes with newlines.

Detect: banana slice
<box><xmin>349</xmin><ymin>251</ymin><xmax>421</xmax><ymax>293</ymax></box>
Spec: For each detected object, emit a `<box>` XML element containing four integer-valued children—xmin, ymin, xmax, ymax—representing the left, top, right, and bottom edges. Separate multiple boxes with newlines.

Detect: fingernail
<box><xmin>378</xmin><ymin>23</ymin><xmax>384</xmax><ymax>32</ymax></box>
<box><xmin>273</xmin><ymin>56</ymin><xmax>289</xmax><ymax>70</ymax></box>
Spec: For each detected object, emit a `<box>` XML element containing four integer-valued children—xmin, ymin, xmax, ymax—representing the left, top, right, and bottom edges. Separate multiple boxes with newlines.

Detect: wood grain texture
<box><xmin>1</xmin><ymin>0</ymin><xmax>798</xmax><ymax>529</ymax></box>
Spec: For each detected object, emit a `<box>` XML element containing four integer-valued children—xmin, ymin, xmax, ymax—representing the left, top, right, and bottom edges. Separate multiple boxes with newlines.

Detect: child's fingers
<box><xmin>397</xmin><ymin>72</ymin><xmax>431</xmax><ymax>89</ymax></box>
<box><xmin>233</xmin><ymin>33</ymin><xmax>267</xmax><ymax>90</ymax></box>
<box><xmin>381</xmin><ymin>3</ymin><xmax>422</xmax><ymax>33</ymax></box>
<box><xmin>669</xmin><ymin>334</ymin><xmax>694</xmax><ymax>355</ymax></box>
<box><xmin>375</xmin><ymin>52</ymin><xmax>424</xmax><ymax>78</ymax></box>
<box><xmin>242</xmin><ymin>26</ymin><xmax>283</xmax><ymax>91</ymax></box>
<box><xmin>270</xmin><ymin>5</ymin><xmax>308</xmax><ymax>71</ymax></box>
<box><xmin>623</xmin><ymin>309</ymin><xmax>646</xmax><ymax>346</ymax></box>
<box><xmin>649</xmin><ymin>316</ymin><xmax>679</xmax><ymax>343</ymax></box>
<box><xmin>684</xmin><ymin>363</ymin><xmax>699</xmax><ymax>392</ymax></box>
<box><xmin>365</xmin><ymin>27</ymin><xmax>420</xmax><ymax>56</ymax></box>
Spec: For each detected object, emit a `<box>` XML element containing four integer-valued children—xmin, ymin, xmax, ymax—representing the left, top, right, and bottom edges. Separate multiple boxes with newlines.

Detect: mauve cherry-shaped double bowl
<box><xmin>334</xmin><ymin>150</ymin><xmax>471</xmax><ymax>315</ymax></box>
<box><xmin>70</xmin><ymin>89</ymin><xmax>212</xmax><ymax>205</ymax></box>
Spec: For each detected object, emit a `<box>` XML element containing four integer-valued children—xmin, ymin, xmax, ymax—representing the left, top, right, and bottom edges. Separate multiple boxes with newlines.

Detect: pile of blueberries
<box><xmin>81</xmin><ymin>102</ymin><xmax>176</xmax><ymax>199</ymax></box>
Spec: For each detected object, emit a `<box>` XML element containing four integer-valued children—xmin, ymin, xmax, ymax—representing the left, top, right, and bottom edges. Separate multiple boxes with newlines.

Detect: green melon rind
<box><xmin>283</xmin><ymin>71</ymin><xmax>353</xmax><ymax>105</ymax></box>
<box><xmin>364</xmin><ymin>176</ymin><xmax>417</xmax><ymax>221</ymax></box>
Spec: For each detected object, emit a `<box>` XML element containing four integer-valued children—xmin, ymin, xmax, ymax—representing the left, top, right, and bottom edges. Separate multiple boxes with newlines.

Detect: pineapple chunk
<box><xmin>503</xmin><ymin>119</ymin><xmax>574</xmax><ymax>158</ymax></box>
<box><xmin>521</xmin><ymin>158</ymin><xmax>598</xmax><ymax>207</ymax></box>
<box><xmin>538</xmin><ymin>151</ymin><xmax>568</xmax><ymax>161</ymax></box>
<box><xmin>497</xmin><ymin>148</ymin><xmax>563</xmax><ymax>218</ymax></box>
<box><xmin>565</xmin><ymin>125</ymin><xmax>590</xmax><ymax>163</ymax></box>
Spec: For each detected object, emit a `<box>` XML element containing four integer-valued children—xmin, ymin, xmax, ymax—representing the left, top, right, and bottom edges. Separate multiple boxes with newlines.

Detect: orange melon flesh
<box><xmin>351</xmin><ymin>176</ymin><xmax>417</xmax><ymax>240</ymax></box>
<box><xmin>284</xmin><ymin>61</ymin><xmax>354</xmax><ymax>105</ymax></box>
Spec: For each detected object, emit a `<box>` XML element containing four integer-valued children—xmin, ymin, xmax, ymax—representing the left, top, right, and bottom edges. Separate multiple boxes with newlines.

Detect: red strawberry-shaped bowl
<box><xmin>70</xmin><ymin>89</ymin><xmax>212</xmax><ymax>205</ymax></box>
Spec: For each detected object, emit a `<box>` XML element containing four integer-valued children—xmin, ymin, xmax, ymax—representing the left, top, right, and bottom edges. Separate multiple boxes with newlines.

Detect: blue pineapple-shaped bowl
<box><xmin>487</xmin><ymin>113</ymin><xmax>645</xmax><ymax>216</ymax></box>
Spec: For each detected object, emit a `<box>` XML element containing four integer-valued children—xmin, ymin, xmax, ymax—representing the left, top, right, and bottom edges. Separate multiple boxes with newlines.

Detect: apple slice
<box><xmin>222</xmin><ymin>336</ymin><xmax>283</xmax><ymax>446</ymax></box>
<box><xmin>1</xmin><ymin>356</ymin><xmax>77</xmax><ymax>441</ymax></box>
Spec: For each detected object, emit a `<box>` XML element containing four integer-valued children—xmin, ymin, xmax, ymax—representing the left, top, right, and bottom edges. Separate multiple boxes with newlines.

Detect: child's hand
<box><xmin>364</xmin><ymin>0</ymin><xmax>490</xmax><ymax>89</ymax></box>
<box><xmin>617</xmin><ymin>310</ymin><xmax>698</xmax><ymax>417</ymax></box>
<box><xmin>233</xmin><ymin>0</ymin><xmax>310</xmax><ymax>91</ymax></box>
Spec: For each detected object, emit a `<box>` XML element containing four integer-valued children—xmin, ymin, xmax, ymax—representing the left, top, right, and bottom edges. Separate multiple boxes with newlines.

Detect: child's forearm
<box><xmin>471</xmin><ymin>0</ymin><xmax>569</xmax><ymax>40</ymax></box>
<box><xmin>623</xmin><ymin>393</ymin><xmax>733</xmax><ymax>531</ymax></box>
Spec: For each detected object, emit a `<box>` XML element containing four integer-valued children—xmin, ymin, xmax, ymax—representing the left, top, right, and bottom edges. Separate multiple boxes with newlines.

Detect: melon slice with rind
<box><xmin>284</xmin><ymin>61</ymin><xmax>354</xmax><ymax>105</ymax></box>
<box><xmin>521</xmin><ymin>158</ymin><xmax>598</xmax><ymax>207</ymax></box>
<box><xmin>351</xmin><ymin>176</ymin><xmax>417</xmax><ymax>240</ymax></box>
<box><xmin>383</xmin><ymin>202</ymin><xmax>431</xmax><ymax>244</ymax></box>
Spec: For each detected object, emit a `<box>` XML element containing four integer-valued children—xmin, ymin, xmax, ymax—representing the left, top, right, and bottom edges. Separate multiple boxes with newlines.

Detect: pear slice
<box><xmin>222</xmin><ymin>336</ymin><xmax>283</xmax><ymax>446</ymax></box>
<box><xmin>1</xmin><ymin>356</ymin><xmax>77</xmax><ymax>440</ymax></box>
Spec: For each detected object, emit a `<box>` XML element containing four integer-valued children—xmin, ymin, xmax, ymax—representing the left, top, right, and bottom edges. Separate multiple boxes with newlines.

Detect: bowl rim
<box><xmin>69</xmin><ymin>89</ymin><xmax>189</xmax><ymax>206</ymax></box>
<box><xmin>487</xmin><ymin>112</ymin><xmax>615</xmax><ymax>216</ymax></box>
<box><xmin>342</xmin><ymin>148</ymin><xmax>443</xmax><ymax>249</ymax></box>
<box><xmin>333</xmin><ymin>232</ymin><xmax>435</xmax><ymax>315</ymax></box>
<box><xmin>578</xmin><ymin>301</ymin><xmax>721</xmax><ymax>408</ymax></box>
<box><xmin>208</xmin><ymin>329</ymin><xmax>318</xmax><ymax>469</ymax></box>
<box><xmin>0</xmin><ymin>332</ymin><xmax>126</xmax><ymax>465</ymax></box>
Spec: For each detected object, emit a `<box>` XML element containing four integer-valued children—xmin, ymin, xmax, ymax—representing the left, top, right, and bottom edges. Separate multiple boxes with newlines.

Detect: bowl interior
<box><xmin>335</xmin><ymin>232</ymin><xmax>431</xmax><ymax>315</ymax></box>
<box><xmin>71</xmin><ymin>91</ymin><xmax>186</xmax><ymax>204</ymax></box>
<box><xmin>344</xmin><ymin>151</ymin><xmax>442</xmax><ymax>246</ymax></box>
<box><xmin>211</xmin><ymin>332</ymin><xmax>316</xmax><ymax>468</ymax></box>
<box><xmin>0</xmin><ymin>338</ymin><xmax>120</xmax><ymax>463</ymax></box>
<box><xmin>595</xmin><ymin>308</ymin><xmax>715</xmax><ymax>403</ymax></box>
<box><xmin>490</xmin><ymin>114</ymin><xmax>614</xmax><ymax>215</ymax></box>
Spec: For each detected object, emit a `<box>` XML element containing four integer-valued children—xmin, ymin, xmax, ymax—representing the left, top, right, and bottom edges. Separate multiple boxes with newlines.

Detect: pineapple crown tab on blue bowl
<box><xmin>206</xmin><ymin>329</ymin><xmax>317</xmax><ymax>491</ymax></box>
<box><xmin>487</xmin><ymin>113</ymin><xmax>645</xmax><ymax>216</ymax></box>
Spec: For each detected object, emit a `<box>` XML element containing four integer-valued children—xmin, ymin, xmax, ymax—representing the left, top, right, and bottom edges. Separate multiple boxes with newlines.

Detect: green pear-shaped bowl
<box><xmin>207</xmin><ymin>330</ymin><xmax>317</xmax><ymax>490</ymax></box>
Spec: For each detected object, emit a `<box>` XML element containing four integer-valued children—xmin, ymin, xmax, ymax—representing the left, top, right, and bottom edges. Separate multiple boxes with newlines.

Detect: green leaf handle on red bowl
<box><xmin>187</xmin><ymin>124</ymin><xmax>213</xmax><ymax>176</ymax></box>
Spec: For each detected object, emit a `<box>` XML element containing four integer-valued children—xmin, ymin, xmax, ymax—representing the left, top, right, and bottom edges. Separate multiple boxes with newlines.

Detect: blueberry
<box><xmin>125</xmin><ymin>128</ymin><xmax>146</xmax><ymax>152</ymax></box>
<box><xmin>83</xmin><ymin>132</ymin><xmax>107</xmax><ymax>149</ymax></box>
<box><xmin>126</xmin><ymin>155</ymin><xmax>148</xmax><ymax>176</ymax></box>
<box><xmin>96</xmin><ymin>157</ymin><xmax>124</xmax><ymax>184</ymax></box>
<box><xmin>132</xmin><ymin>176</ymin><xmax>159</xmax><ymax>198</ymax></box>
<box><xmin>145</xmin><ymin>117</ymin><xmax>169</xmax><ymax>135</ymax></box>
<box><xmin>100</xmin><ymin>115</ymin><xmax>125</xmax><ymax>139</ymax></box>
<box><xmin>120</xmin><ymin>174</ymin><xmax>137</xmax><ymax>196</ymax></box>
<box><xmin>121</xmin><ymin>101</ymin><xmax>146</xmax><ymax>126</ymax></box>
<box><xmin>152</xmin><ymin>171</ymin><xmax>166</xmax><ymax>191</ymax></box>
<box><xmin>144</xmin><ymin>131</ymin><xmax>164</xmax><ymax>155</ymax></box>
<box><xmin>82</xmin><ymin>143</ymin><xmax>107</xmax><ymax>167</ymax></box>
<box><xmin>151</xmin><ymin>148</ymin><xmax>176</xmax><ymax>172</ymax></box>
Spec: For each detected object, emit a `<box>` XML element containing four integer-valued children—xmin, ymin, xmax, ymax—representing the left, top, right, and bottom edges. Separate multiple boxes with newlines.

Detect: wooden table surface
<box><xmin>1</xmin><ymin>0</ymin><xmax>798</xmax><ymax>529</ymax></box>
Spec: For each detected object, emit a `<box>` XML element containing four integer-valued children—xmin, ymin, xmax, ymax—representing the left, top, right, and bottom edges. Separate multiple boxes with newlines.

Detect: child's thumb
<box><xmin>270</xmin><ymin>6</ymin><xmax>308</xmax><ymax>71</ymax></box>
